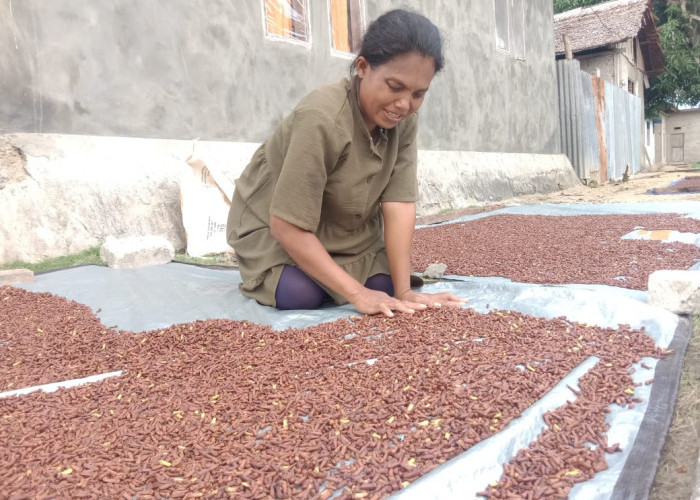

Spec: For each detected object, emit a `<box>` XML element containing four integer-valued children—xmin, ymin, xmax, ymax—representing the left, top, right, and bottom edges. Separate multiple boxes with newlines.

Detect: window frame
<box><xmin>495</xmin><ymin>0</ymin><xmax>511</xmax><ymax>54</ymax></box>
<box><xmin>261</xmin><ymin>0</ymin><xmax>312</xmax><ymax>49</ymax></box>
<box><xmin>494</xmin><ymin>0</ymin><xmax>526</xmax><ymax>61</ymax></box>
<box><xmin>510</xmin><ymin>0</ymin><xmax>525</xmax><ymax>60</ymax></box>
<box><xmin>327</xmin><ymin>0</ymin><xmax>365</xmax><ymax>59</ymax></box>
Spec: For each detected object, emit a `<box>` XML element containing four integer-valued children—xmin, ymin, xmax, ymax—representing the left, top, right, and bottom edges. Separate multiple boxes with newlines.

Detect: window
<box><xmin>329</xmin><ymin>0</ymin><xmax>364</xmax><ymax>55</ymax></box>
<box><xmin>263</xmin><ymin>0</ymin><xmax>310</xmax><ymax>45</ymax></box>
<box><xmin>495</xmin><ymin>0</ymin><xmax>510</xmax><ymax>52</ymax></box>
<box><xmin>495</xmin><ymin>0</ymin><xmax>525</xmax><ymax>60</ymax></box>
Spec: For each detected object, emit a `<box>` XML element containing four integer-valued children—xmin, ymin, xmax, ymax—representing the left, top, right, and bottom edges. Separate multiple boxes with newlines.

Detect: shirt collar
<box><xmin>347</xmin><ymin>77</ymin><xmax>388</xmax><ymax>148</ymax></box>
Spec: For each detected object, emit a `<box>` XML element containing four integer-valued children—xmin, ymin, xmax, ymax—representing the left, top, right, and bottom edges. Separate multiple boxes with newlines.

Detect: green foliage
<box><xmin>0</xmin><ymin>248</ymin><xmax>237</xmax><ymax>273</ymax></box>
<box><xmin>0</xmin><ymin>247</ymin><xmax>104</xmax><ymax>273</ymax></box>
<box><xmin>172</xmin><ymin>252</ymin><xmax>237</xmax><ymax>267</ymax></box>
<box><xmin>553</xmin><ymin>0</ymin><xmax>700</xmax><ymax>116</ymax></box>
<box><xmin>553</xmin><ymin>0</ymin><xmax>600</xmax><ymax>14</ymax></box>
<box><xmin>646</xmin><ymin>4</ymin><xmax>700</xmax><ymax>116</ymax></box>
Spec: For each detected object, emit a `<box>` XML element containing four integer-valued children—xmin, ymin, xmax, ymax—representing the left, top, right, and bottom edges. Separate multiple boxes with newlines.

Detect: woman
<box><xmin>227</xmin><ymin>9</ymin><xmax>465</xmax><ymax>317</ymax></box>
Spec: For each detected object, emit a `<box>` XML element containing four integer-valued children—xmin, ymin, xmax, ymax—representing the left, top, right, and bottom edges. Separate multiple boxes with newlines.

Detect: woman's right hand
<box><xmin>347</xmin><ymin>287</ymin><xmax>427</xmax><ymax>318</ymax></box>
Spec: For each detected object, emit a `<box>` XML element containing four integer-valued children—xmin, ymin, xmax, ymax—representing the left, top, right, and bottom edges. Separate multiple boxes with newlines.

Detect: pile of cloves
<box><xmin>1</xmin><ymin>287</ymin><xmax>667</xmax><ymax>499</ymax></box>
<box><xmin>412</xmin><ymin>213</ymin><xmax>700</xmax><ymax>290</ymax></box>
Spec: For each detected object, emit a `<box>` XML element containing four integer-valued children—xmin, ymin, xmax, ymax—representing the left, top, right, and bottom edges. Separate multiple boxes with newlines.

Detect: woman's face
<box><xmin>355</xmin><ymin>52</ymin><xmax>436</xmax><ymax>133</ymax></box>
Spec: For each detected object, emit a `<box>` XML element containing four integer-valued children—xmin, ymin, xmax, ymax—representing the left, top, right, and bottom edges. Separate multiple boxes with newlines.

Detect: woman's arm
<box><xmin>382</xmin><ymin>201</ymin><xmax>467</xmax><ymax>308</ymax></box>
<box><xmin>270</xmin><ymin>215</ymin><xmax>423</xmax><ymax>317</ymax></box>
<box><xmin>381</xmin><ymin>201</ymin><xmax>416</xmax><ymax>299</ymax></box>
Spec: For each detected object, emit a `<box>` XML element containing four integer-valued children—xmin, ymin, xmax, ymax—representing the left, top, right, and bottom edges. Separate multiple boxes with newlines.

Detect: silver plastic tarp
<box><xmin>14</xmin><ymin>201</ymin><xmax>700</xmax><ymax>499</ymax></box>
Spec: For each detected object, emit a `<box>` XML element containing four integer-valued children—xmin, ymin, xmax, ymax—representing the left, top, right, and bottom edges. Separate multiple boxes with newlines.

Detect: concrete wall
<box><xmin>565</xmin><ymin>39</ymin><xmax>652</xmax><ymax>169</ymax></box>
<box><xmin>661</xmin><ymin>109</ymin><xmax>700</xmax><ymax>164</ymax></box>
<box><xmin>0</xmin><ymin>0</ymin><xmax>560</xmax><ymax>154</ymax></box>
<box><xmin>0</xmin><ymin>133</ymin><xmax>579</xmax><ymax>265</ymax></box>
<box><xmin>0</xmin><ymin>1</ymin><xmax>577</xmax><ymax>264</ymax></box>
<box><xmin>578</xmin><ymin>52</ymin><xmax>615</xmax><ymax>82</ymax></box>
<box><xmin>574</xmin><ymin>41</ymin><xmax>646</xmax><ymax>110</ymax></box>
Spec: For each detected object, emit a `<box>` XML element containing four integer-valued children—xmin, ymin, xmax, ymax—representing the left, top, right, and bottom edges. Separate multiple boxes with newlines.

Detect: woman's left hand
<box><xmin>396</xmin><ymin>289</ymin><xmax>467</xmax><ymax>308</ymax></box>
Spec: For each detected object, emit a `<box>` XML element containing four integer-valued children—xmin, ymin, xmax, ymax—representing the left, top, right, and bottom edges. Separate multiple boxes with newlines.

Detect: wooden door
<box><xmin>671</xmin><ymin>133</ymin><xmax>684</xmax><ymax>163</ymax></box>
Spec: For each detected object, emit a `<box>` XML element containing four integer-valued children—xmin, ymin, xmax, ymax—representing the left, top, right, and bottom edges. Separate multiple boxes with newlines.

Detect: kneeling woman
<box><xmin>227</xmin><ymin>9</ymin><xmax>465</xmax><ymax>317</ymax></box>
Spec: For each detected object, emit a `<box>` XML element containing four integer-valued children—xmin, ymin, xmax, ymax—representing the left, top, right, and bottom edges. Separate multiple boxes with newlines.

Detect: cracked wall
<box><xmin>0</xmin><ymin>0</ymin><xmax>559</xmax><ymax>154</ymax></box>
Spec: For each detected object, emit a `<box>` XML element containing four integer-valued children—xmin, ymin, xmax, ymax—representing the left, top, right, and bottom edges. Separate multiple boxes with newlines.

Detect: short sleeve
<box><xmin>270</xmin><ymin>109</ymin><xmax>350</xmax><ymax>232</ymax></box>
<box><xmin>380</xmin><ymin>113</ymin><xmax>419</xmax><ymax>202</ymax></box>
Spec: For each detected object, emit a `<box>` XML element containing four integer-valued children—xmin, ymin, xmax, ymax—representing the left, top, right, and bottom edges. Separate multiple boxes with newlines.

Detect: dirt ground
<box><xmin>649</xmin><ymin>317</ymin><xmax>700</xmax><ymax>500</ymax></box>
<box><xmin>428</xmin><ymin>165</ymin><xmax>699</xmax><ymax>500</ymax></box>
<box><xmin>510</xmin><ymin>165</ymin><xmax>699</xmax><ymax>206</ymax></box>
<box><xmin>415</xmin><ymin>165</ymin><xmax>699</xmax><ymax>228</ymax></box>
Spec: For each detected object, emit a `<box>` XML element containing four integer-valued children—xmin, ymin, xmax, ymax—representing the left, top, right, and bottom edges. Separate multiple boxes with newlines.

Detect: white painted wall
<box><xmin>0</xmin><ymin>134</ymin><xmax>578</xmax><ymax>264</ymax></box>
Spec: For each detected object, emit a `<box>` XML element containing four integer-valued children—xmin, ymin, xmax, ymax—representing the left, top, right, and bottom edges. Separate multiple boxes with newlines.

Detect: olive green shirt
<box><xmin>227</xmin><ymin>78</ymin><xmax>418</xmax><ymax>306</ymax></box>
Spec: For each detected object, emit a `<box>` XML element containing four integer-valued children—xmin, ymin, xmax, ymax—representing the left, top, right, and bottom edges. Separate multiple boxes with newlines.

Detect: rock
<box><xmin>0</xmin><ymin>133</ymin><xmax>189</xmax><ymax>265</ymax></box>
<box><xmin>415</xmin><ymin>150</ymin><xmax>580</xmax><ymax>216</ymax></box>
<box><xmin>100</xmin><ymin>235</ymin><xmax>175</xmax><ymax>269</ymax></box>
<box><xmin>0</xmin><ymin>269</ymin><xmax>34</xmax><ymax>286</ymax></box>
<box><xmin>0</xmin><ymin>136</ymin><xmax>27</xmax><ymax>190</ymax></box>
<box><xmin>648</xmin><ymin>270</ymin><xmax>700</xmax><ymax>315</ymax></box>
<box><xmin>424</xmin><ymin>263</ymin><xmax>448</xmax><ymax>279</ymax></box>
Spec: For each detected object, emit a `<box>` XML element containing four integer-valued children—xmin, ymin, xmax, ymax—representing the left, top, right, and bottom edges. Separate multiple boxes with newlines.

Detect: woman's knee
<box><xmin>275</xmin><ymin>265</ymin><xmax>327</xmax><ymax>310</ymax></box>
<box><xmin>365</xmin><ymin>273</ymin><xmax>394</xmax><ymax>296</ymax></box>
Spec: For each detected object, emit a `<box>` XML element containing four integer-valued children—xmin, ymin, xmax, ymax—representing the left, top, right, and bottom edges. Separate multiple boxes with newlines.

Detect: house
<box><xmin>0</xmin><ymin>0</ymin><xmax>581</xmax><ymax>263</ymax></box>
<box><xmin>655</xmin><ymin>108</ymin><xmax>700</xmax><ymax>164</ymax></box>
<box><xmin>554</xmin><ymin>0</ymin><xmax>665</xmax><ymax>108</ymax></box>
<box><xmin>553</xmin><ymin>0</ymin><xmax>665</xmax><ymax>177</ymax></box>
<box><xmin>0</xmin><ymin>1</ymin><xmax>564</xmax><ymax>156</ymax></box>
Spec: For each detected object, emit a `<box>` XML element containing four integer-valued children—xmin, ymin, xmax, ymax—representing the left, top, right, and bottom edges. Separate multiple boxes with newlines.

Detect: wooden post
<box><xmin>564</xmin><ymin>34</ymin><xmax>574</xmax><ymax>60</ymax></box>
<box><xmin>592</xmin><ymin>76</ymin><xmax>608</xmax><ymax>183</ymax></box>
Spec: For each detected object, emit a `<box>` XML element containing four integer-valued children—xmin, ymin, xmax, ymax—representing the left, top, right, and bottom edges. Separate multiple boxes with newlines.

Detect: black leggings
<box><xmin>274</xmin><ymin>265</ymin><xmax>394</xmax><ymax>310</ymax></box>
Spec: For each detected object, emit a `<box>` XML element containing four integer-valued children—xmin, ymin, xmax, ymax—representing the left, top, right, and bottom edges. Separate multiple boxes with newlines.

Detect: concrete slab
<box><xmin>648</xmin><ymin>270</ymin><xmax>700</xmax><ymax>315</ymax></box>
<box><xmin>100</xmin><ymin>235</ymin><xmax>175</xmax><ymax>269</ymax></box>
<box><xmin>0</xmin><ymin>268</ymin><xmax>34</xmax><ymax>286</ymax></box>
<box><xmin>416</xmin><ymin>150</ymin><xmax>580</xmax><ymax>215</ymax></box>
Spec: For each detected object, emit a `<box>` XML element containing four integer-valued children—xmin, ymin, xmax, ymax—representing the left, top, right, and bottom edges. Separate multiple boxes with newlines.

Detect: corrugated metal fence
<box><xmin>556</xmin><ymin>59</ymin><xmax>641</xmax><ymax>182</ymax></box>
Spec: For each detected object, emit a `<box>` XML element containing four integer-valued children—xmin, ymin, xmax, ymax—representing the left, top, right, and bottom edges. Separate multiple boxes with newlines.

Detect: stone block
<box><xmin>648</xmin><ymin>270</ymin><xmax>700</xmax><ymax>315</ymax></box>
<box><xmin>424</xmin><ymin>262</ymin><xmax>448</xmax><ymax>279</ymax></box>
<box><xmin>0</xmin><ymin>269</ymin><xmax>34</xmax><ymax>286</ymax></box>
<box><xmin>100</xmin><ymin>235</ymin><xmax>175</xmax><ymax>269</ymax></box>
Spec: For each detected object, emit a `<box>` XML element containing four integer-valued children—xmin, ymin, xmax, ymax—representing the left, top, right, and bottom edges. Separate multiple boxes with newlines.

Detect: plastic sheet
<box><xmin>15</xmin><ymin>200</ymin><xmax>698</xmax><ymax>498</ymax></box>
<box><xmin>18</xmin><ymin>263</ymin><xmax>682</xmax><ymax>499</ymax></box>
<box><xmin>648</xmin><ymin>176</ymin><xmax>700</xmax><ymax>195</ymax></box>
<box><xmin>0</xmin><ymin>370</ymin><xmax>123</xmax><ymax>399</ymax></box>
<box><xmin>417</xmin><ymin>201</ymin><xmax>700</xmax><ymax>229</ymax></box>
<box><xmin>23</xmin><ymin>264</ymin><xmax>355</xmax><ymax>332</ymax></box>
<box><xmin>621</xmin><ymin>228</ymin><xmax>700</xmax><ymax>246</ymax></box>
<box><xmin>20</xmin><ymin>264</ymin><xmax>678</xmax><ymax>344</ymax></box>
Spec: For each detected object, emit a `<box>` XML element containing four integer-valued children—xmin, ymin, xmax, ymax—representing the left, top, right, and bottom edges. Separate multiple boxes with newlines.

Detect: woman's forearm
<box><xmin>382</xmin><ymin>201</ymin><xmax>416</xmax><ymax>298</ymax></box>
<box><xmin>269</xmin><ymin>215</ymin><xmax>365</xmax><ymax>301</ymax></box>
